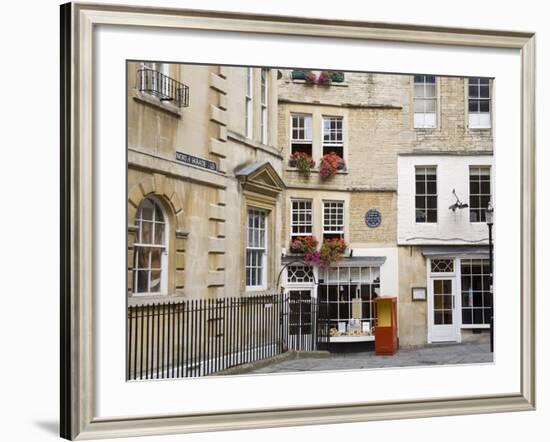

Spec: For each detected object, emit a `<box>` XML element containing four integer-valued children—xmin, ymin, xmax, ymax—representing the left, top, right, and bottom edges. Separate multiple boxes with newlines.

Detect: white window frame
<box><xmin>322</xmin><ymin>115</ymin><xmax>344</xmax><ymax>157</ymax></box>
<box><xmin>468</xmin><ymin>77</ymin><xmax>491</xmax><ymax>129</ymax></box>
<box><xmin>459</xmin><ymin>258</ymin><xmax>492</xmax><ymax>329</ymax></box>
<box><xmin>260</xmin><ymin>68</ymin><xmax>268</xmax><ymax>144</ymax></box>
<box><xmin>290</xmin><ymin>113</ymin><xmax>313</xmax><ymax>158</ymax></box>
<box><xmin>245</xmin><ymin>208</ymin><xmax>267</xmax><ymax>291</ymax></box>
<box><xmin>290</xmin><ymin>199</ymin><xmax>313</xmax><ymax>241</ymax></box>
<box><xmin>245</xmin><ymin>67</ymin><xmax>253</xmax><ymax>139</ymax></box>
<box><xmin>322</xmin><ymin>200</ymin><xmax>345</xmax><ymax>240</ymax></box>
<box><xmin>469</xmin><ymin>166</ymin><xmax>492</xmax><ymax>223</ymax></box>
<box><xmin>415</xmin><ymin>166</ymin><xmax>438</xmax><ymax>223</ymax></box>
<box><xmin>286</xmin><ymin>265</ymin><xmax>315</xmax><ymax>285</ymax></box>
<box><xmin>318</xmin><ymin>266</ymin><xmax>381</xmax><ymax>331</ymax></box>
<box><xmin>413</xmin><ymin>75</ymin><xmax>437</xmax><ymax>128</ymax></box>
<box><xmin>132</xmin><ymin>196</ymin><xmax>168</xmax><ymax>296</ymax></box>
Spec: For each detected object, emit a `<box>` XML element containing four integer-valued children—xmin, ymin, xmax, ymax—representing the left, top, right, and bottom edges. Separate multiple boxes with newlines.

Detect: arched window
<box><xmin>133</xmin><ymin>197</ymin><xmax>167</xmax><ymax>295</ymax></box>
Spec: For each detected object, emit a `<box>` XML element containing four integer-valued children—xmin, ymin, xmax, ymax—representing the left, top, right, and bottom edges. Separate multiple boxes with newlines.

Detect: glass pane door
<box><xmin>430</xmin><ymin>278</ymin><xmax>458</xmax><ymax>342</ymax></box>
<box><xmin>433</xmin><ymin>279</ymin><xmax>453</xmax><ymax>325</ymax></box>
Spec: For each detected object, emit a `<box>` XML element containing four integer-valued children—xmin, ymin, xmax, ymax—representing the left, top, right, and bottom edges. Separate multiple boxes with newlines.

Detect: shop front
<box><xmin>423</xmin><ymin>247</ymin><xmax>493</xmax><ymax>344</ymax></box>
<box><xmin>282</xmin><ymin>253</ymin><xmax>397</xmax><ymax>352</ymax></box>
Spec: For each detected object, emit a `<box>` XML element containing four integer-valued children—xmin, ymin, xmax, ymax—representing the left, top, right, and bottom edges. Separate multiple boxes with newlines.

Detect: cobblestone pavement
<box><xmin>250</xmin><ymin>343</ymin><xmax>492</xmax><ymax>374</ymax></box>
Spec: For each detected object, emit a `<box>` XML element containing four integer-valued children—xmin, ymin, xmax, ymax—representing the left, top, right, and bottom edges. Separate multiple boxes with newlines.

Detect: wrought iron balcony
<box><xmin>136</xmin><ymin>68</ymin><xmax>189</xmax><ymax>108</ymax></box>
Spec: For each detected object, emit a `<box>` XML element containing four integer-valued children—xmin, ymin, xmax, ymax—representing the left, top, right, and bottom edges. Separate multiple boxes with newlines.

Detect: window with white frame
<box><xmin>260</xmin><ymin>68</ymin><xmax>268</xmax><ymax>144</ymax></box>
<box><xmin>413</xmin><ymin>75</ymin><xmax>437</xmax><ymax>128</ymax></box>
<box><xmin>322</xmin><ymin>116</ymin><xmax>344</xmax><ymax>158</ymax></box>
<box><xmin>245</xmin><ymin>68</ymin><xmax>253</xmax><ymax>138</ymax></box>
<box><xmin>469</xmin><ymin>166</ymin><xmax>491</xmax><ymax>222</ymax></box>
<box><xmin>133</xmin><ymin>197</ymin><xmax>167</xmax><ymax>295</ymax></box>
<box><xmin>246</xmin><ymin>208</ymin><xmax>267</xmax><ymax>289</ymax></box>
<box><xmin>287</xmin><ymin>266</ymin><xmax>315</xmax><ymax>284</ymax></box>
<box><xmin>318</xmin><ymin>266</ymin><xmax>380</xmax><ymax>334</ymax></box>
<box><xmin>415</xmin><ymin>166</ymin><xmax>437</xmax><ymax>223</ymax></box>
<box><xmin>323</xmin><ymin>201</ymin><xmax>344</xmax><ymax>240</ymax></box>
<box><xmin>461</xmin><ymin>259</ymin><xmax>493</xmax><ymax>326</ymax></box>
<box><xmin>468</xmin><ymin>77</ymin><xmax>491</xmax><ymax>128</ymax></box>
<box><xmin>290</xmin><ymin>199</ymin><xmax>313</xmax><ymax>241</ymax></box>
<box><xmin>431</xmin><ymin>259</ymin><xmax>454</xmax><ymax>273</ymax></box>
<box><xmin>290</xmin><ymin>114</ymin><xmax>313</xmax><ymax>158</ymax></box>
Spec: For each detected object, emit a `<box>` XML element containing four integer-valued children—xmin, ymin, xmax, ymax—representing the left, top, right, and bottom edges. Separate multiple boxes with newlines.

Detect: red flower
<box><xmin>289</xmin><ymin>236</ymin><xmax>319</xmax><ymax>254</ymax></box>
<box><xmin>319</xmin><ymin>152</ymin><xmax>342</xmax><ymax>178</ymax></box>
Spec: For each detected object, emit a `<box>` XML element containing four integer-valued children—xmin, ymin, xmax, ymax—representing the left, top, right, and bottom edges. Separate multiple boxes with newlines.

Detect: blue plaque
<box><xmin>365</xmin><ymin>209</ymin><xmax>382</xmax><ymax>228</ymax></box>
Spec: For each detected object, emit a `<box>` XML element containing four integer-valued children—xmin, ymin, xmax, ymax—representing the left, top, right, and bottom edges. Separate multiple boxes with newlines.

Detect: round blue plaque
<box><xmin>365</xmin><ymin>209</ymin><xmax>382</xmax><ymax>228</ymax></box>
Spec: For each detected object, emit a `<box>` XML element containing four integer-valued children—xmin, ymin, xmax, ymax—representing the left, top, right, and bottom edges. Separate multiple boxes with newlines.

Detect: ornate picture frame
<box><xmin>60</xmin><ymin>2</ymin><xmax>535</xmax><ymax>439</ymax></box>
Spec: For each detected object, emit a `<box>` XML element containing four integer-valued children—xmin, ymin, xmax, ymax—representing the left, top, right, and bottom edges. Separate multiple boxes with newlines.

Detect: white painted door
<box><xmin>429</xmin><ymin>278</ymin><xmax>459</xmax><ymax>342</ymax></box>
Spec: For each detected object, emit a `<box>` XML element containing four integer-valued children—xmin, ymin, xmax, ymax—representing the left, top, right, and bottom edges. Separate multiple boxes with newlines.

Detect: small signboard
<box><xmin>365</xmin><ymin>209</ymin><xmax>382</xmax><ymax>228</ymax></box>
<box><xmin>176</xmin><ymin>151</ymin><xmax>217</xmax><ymax>171</ymax></box>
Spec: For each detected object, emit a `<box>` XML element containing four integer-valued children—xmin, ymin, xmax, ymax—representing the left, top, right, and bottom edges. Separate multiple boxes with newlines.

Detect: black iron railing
<box><xmin>127</xmin><ymin>294</ymin><xmax>285</xmax><ymax>380</ymax></box>
<box><xmin>136</xmin><ymin>68</ymin><xmax>189</xmax><ymax>108</ymax></box>
<box><xmin>282</xmin><ymin>292</ymin><xmax>329</xmax><ymax>352</ymax></box>
<box><xmin>127</xmin><ymin>293</ymin><xmax>332</xmax><ymax>380</ymax></box>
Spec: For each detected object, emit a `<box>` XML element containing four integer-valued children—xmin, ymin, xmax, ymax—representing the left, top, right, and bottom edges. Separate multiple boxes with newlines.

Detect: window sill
<box><xmin>132</xmin><ymin>89</ymin><xmax>182</xmax><ymax>117</ymax></box>
<box><xmin>243</xmin><ymin>288</ymin><xmax>276</xmax><ymax>297</ymax></box>
<box><xmin>468</xmin><ymin>126</ymin><xmax>492</xmax><ymax>131</ymax></box>
<box><xmin>286</xmin><ymin>167</ymin><xmax>348</xmax><ymax>175</ymax></box>
<box><xmin>461</xmin><ymin>325</ymin><xmax>490</xmax><ymax>330</ymax></box>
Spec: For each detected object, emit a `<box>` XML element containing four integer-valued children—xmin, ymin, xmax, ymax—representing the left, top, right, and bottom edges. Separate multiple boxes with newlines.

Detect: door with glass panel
<box><xmin>287</xmin><ymin>289</ymin><xmax>313</xmax><ymax>351</ymax></box>
<box><xmin>429</xmin><ymin>278</ymin><xmax>459</xmax><ymax>342</ymax></box>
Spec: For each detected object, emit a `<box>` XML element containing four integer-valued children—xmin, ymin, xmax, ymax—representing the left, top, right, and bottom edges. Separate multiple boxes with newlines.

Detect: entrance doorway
<box><xmin>286</xmin><ymin>289</ymin><xmax>314</xmax><ymax>351</ymax></box>
<box><xmin>429</xmin><ymin>277</ymin><xmax>460</xmax><ymax>342</ymax></box>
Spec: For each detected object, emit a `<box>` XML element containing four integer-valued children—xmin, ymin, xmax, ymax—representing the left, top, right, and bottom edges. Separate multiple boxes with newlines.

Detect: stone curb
<box><xmin>212</xmin><ymin>350</ymin><xmax>330</xmax><ymax>376</ymax></box>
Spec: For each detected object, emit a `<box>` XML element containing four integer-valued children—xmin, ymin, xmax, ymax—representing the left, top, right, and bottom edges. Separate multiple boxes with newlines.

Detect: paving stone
<box><xmin>250</xmin><ymin>343</ymin><xmax>492</xmax><ymax>374</ymax></box>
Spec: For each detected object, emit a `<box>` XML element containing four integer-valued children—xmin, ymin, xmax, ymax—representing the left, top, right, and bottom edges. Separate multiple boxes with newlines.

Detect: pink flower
<box><xmin>319</xmin><ymin>152</ymin><xmax>342</xmax><ymax>178</ymax></box>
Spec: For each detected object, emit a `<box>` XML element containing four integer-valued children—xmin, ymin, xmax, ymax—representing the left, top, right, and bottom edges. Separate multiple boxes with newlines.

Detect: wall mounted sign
<box><xmin>365</xmin><ymin>209</ymin><xmax>382</xmax><ymax>228</ymax></box>
<box><xmin>176</xmin><ymin>151</ymin><xmax>217</xmax><ymax>171</ymax></box>
<box><xmin>411</xmin><ymin>287</ymin><xmax>427</xmax><ymax>301</ymax></box>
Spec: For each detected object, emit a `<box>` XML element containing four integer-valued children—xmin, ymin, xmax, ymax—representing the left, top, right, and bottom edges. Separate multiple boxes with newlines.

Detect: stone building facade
<box><xmin>277</xmin><ymin>70</ymin><xmax>493</xmax><ymax>348</ymax></box>
<box><xmin>127</xmin><ymin>62</ymin><xmax>284</xmax><ymax>307</ymax></box>
<box><xmin>127</xmin><ymin>63</ymin><xmax>494</xmax><ymax>350</ymax></box>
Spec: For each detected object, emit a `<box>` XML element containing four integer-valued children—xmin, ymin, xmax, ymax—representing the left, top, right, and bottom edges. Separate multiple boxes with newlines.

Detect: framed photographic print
<box><xmin>60</xmin><ymin>2</ymin><xmax>536</xmax><ymax>440</ymax></box>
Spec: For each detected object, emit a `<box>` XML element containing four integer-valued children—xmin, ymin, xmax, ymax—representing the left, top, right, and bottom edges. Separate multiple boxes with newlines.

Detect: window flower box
<box><xmin>304</xmin><ymin>71</ymin><xmax>317</xmax><ymax>84</ymax></box>
<box><xmin>320</xmin><ymin>238</ymin><xmax>348</xmax><ymax>268</ymax></box>
<box><xmin>317</xmin><ymin>71</ymin><xmax>332</xmax><ymax>86</ymax></box>
<box><xmin>291</xmin><ymin>69</ymin><xmax>307</xmax><ymax>80</ymax></box>
<box><xmin>329</xmin><ymin>71</ymin><xmax>345</xmax><ymax>83</ymax></box>
<box><xmin>289</xmin><ymin>236</ymin><xmax>319</xmax><ymax>255</ymax></box>
<box><xmin>289</xmin><ymin>152</ymin><xmax>315</xmax><ymax>177</ymax></box>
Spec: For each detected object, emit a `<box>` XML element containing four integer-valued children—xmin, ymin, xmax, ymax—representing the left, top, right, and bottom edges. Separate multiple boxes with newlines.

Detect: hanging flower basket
<box><xmin>319</xmin><ymin>152</ymin><xmax>343</xmax><ymax>178</ymax></box>
<box><xmin>289</xmin><ymin>236</ymin><xmax>319</xmax><ymax>255</ymax></box>
<box><xmin>289</xmin><ymin>152</ymin><xmax>315</xmax><ymax>177</ymax></box>
<box><xmin>320</xmin><ymin>238</ymin><xmax>347</xmax><ymax>268</ymax></box>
